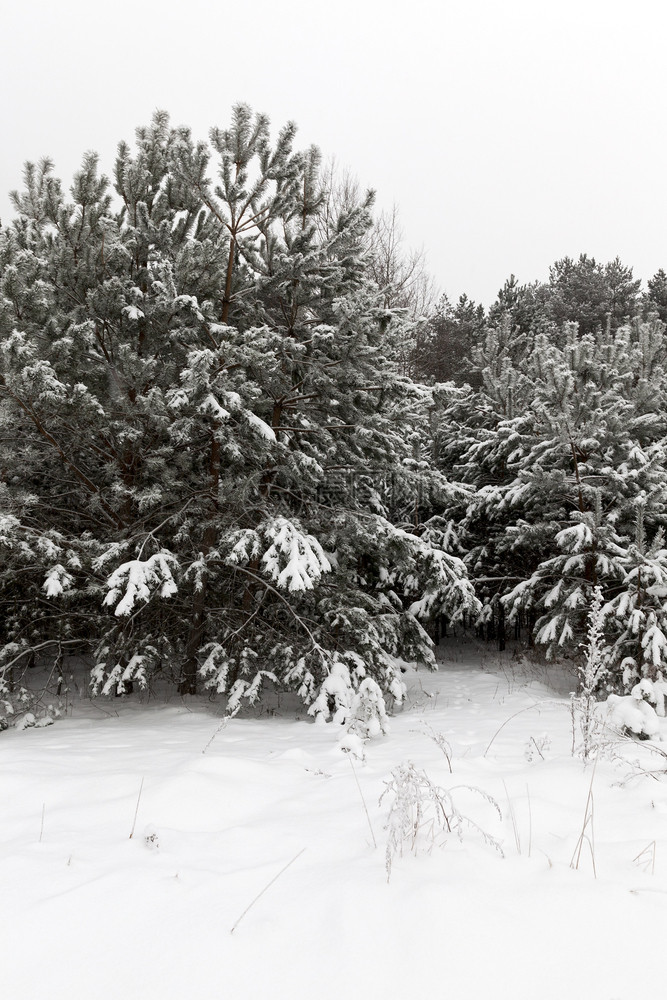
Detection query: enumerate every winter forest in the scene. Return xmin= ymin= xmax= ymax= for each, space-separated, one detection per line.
xmin=7 ymin=105 xmax=667 ymax=1000
xmin=2 ymin=105 xmax=667 ymax=730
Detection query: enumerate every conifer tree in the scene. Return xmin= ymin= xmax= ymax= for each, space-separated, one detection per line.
xmin=433 ymin=301 xmax=667 ymax=676
xmin=604 ymin=502 xmax=667 ymax=688
xmin=0 ymin=107 xmax=478 ymax=721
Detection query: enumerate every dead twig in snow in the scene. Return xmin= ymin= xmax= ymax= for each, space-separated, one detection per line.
xmin=632 ymin=840 xmax=656 ymax=875
xmin=503 ymin=781 xmax=521 ymax=855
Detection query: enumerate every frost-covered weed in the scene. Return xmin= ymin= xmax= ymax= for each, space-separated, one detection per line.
xmin=572 ymin=587 xmax=608 ymax=761
xmin=380 ymin=761 xmax=503 ymax=881
xmin=419 ymin=722 xmax=453 ymax=772
xmin=524 ymin=733 xmax=551 ymax=762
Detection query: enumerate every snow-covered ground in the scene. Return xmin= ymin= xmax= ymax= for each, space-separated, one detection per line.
xmin=2 ymin=641 xmax=666 ymax=1000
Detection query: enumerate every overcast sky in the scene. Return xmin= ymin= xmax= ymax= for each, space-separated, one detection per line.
xmin=2 ymin=0 xmax=666 ymax=306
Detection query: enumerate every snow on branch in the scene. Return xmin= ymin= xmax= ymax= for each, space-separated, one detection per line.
xmin=260 ymin=517 xmax=331 ymax=592
xmin=103 ymin=552 xmax=179 ymax=616
xmin=42 ymin=564 xmax=75 ymax=598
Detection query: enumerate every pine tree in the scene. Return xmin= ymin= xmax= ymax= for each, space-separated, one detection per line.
xmin=414 ymin=293 xmax=486 ymax=386
xmin=543 ymin=254 xmax=640 ymax=335
xmin=0 ymin=107 xmax=478 ymax=721
xmin=604 ymin=502 xmax=667 ymax=689
xmin=646 ymin=269 xmax=667 ymax=323
xmin=433 ymin=302 xmax=667 ymax=661
xmin=507 ymin=492 xmax=627 ymax=659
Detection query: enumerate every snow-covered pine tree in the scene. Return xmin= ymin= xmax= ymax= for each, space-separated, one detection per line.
xmin=431 ymin=316 xmax=544 ymax=632
xmin=432 ymin=303 xmax=667 ymax=662
xmin=0 ymin=117 xmax=209 ymax=703
xmin=507 ymin=491 xmax=627 ymax=658
xmin=0 ymin=107 xmax=478 ymax=722
xmin=604 ymin=500 xmax=667 ymax=693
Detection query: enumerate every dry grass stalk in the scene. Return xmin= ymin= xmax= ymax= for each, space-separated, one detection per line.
xmin=230 ymin=848 xmax=306 ymax=934
xmin=632 ymin=840 xmax=656 ymax=875
xmin=503 ymin=781 xmax=521 ymax=855
xmin=570 ymin=758 xmax=598 ymax=877
xmin=128 ymin=777 xmax=144 ymax=839
xmin=348 ymin=756 xmax=377 ymax=849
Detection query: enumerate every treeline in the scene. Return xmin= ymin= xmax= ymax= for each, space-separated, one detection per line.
xmin=1 ymin=105 xmax=666 ymax=728
xmin=415 ymin=254 xmax=666 ymax=384
xmin=417 ymin=256 xmax=667 ymax=692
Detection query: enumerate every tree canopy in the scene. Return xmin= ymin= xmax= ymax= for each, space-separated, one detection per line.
xmin=0 ymin=107 xmax=477 ymax=726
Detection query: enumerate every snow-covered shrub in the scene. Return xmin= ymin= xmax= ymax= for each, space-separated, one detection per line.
xmin=632 ymin=676 xmax=667 ymax=717
xmin=15 ymin=712 xmax=54 ymax=731
xmin=605 ymin=680 xmax=664 ymax=740
xmin=336 ymin=731 xmax=367 ymax=761
xmin=380 ymin=761 xmax=503 ymax=881
xmin=347 ymin=678 xmax=391 ymax=739
xmin=308 ymin=658 xmax=364 ymax=725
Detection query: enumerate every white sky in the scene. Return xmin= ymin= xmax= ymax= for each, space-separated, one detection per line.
xmin=2 ymin=0 xmax=666 ymax=306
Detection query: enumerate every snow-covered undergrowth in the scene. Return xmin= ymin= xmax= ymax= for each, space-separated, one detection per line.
xmin=2 ymin=641 xmax=667 ymax=1000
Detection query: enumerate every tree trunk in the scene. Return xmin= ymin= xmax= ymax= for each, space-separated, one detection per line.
xmin=497 ymin=601 xmax=506 ymax=652
xmin=179 ymin=585 xmax=206 ymax=695
xmin=179 ymin=434 xmax=220 ymax=695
